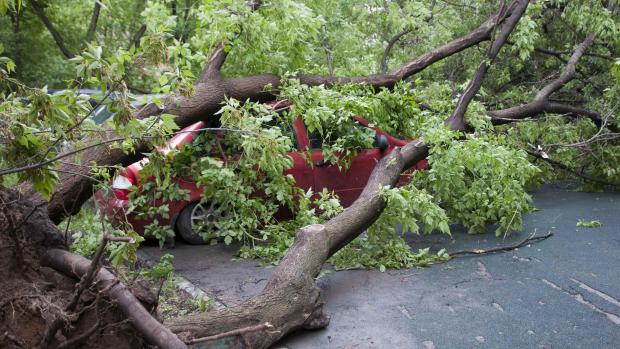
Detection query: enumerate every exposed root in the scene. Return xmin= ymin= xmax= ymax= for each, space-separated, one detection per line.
xmin=0 ymin=188 xmax=143 ymax=349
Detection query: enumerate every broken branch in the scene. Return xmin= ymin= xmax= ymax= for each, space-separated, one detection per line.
xmin=449 ymin=231 xmax=553 ymax=257
xmin=447 ymin=0 xmax=528 ymax=130
xmin=187 ymin=322 xmax=275 ymax=345
xmin=534 ymin=34 xmax=596 ymax=102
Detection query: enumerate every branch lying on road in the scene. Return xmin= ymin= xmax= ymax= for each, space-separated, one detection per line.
xmin=449 ymin=231 xmax=553 ymax=257
xmin=186 ymin=322 xmax=275 ymax=345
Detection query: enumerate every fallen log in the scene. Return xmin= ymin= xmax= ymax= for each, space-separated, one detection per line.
xmin=165 ymin=2 xmax=530 ymax=347
xmin=165 ymin=141 xmax=430 ymax=348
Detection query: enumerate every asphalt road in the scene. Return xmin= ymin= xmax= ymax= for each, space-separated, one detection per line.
xmin=140 ymin=183 xmax=620 ymax=348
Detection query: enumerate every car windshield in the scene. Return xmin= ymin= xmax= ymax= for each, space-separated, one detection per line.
xmin=187 ymin=116 xmax=298 ymax=158
xmin=308 ymin=121 xmax=374 ymax=149
xmin=264 ymin=115 xmax=298 ymax=150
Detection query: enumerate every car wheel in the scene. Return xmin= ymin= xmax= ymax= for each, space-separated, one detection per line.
xmin=176 ymin=201 xmax=225 ymax=245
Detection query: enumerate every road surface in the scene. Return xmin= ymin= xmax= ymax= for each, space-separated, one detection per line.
xmin=140 ymin=183 xmax=620 ymax=348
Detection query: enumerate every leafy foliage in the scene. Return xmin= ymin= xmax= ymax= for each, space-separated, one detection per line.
xmin=576 ymin=219 xmax=602 ymax=228
xmin=60 ymin=206 xmax=144 ymax=267
xmin=1 ymin=0 xmax=619 ymax=271
xmin=419 ymin=135 xmax=541 ymax=235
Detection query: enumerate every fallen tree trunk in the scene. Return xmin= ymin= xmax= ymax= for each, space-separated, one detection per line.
xmin=166 ymin=141 xmax=429 ymax=348
xmin=43 ymin=248 xmax=188 ymax=349
xmin=165 ymin=2 xmax=530 ymax=347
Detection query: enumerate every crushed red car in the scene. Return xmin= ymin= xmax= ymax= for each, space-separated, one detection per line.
xmin=95 ymin=111 xmax=427 ymax=244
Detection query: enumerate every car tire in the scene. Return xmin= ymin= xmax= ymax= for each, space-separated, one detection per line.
xmin=176 ymin=201 xmax=224 ymax=245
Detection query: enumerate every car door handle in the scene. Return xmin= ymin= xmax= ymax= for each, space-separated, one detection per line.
xmin=315 ymin=159 xmax=331 ymax=167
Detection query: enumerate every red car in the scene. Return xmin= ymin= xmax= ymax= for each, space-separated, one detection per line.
xmin=95 ymin=113 xmax=427 ymax=244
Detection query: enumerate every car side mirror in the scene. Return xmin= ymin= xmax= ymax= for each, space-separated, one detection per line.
xmin=374 ymin=134 xmax=389 ymax=150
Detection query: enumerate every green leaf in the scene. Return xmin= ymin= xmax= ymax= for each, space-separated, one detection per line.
xmin=576 ymin=219 xmax=602 ymax=228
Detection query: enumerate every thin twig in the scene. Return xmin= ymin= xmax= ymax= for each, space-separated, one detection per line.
xmin=214 ymin=137 xmax=228 ymax=165
xmin=187 ymin=322 xmax=275 ymax=345
xmin=544 ymin=104 xmax=619 ymax=149
xmin=449 ymin=231 xmax=553 ymax=257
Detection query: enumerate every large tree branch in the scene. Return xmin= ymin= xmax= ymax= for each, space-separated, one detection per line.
xmin=290 ymin=6 xmax=505 ymax=89
xmin=534 ymin=34 xmax=595 ymax=102
xmin=388 ymin=11 xmax=501 ymax=82
xmin=447 ymin=0 xmax=528 ymax=130
xmin=379 ymin=28 xmax=412 ymax=74
xmin=489 ymin=101 xmax=619 ymax=132
xmin=487 ymin=34 xmax=617 ymax=132
xmin=28 ymin=0 xmax=75 ymax=59
xmin=166 ymin=141 xmax=430 ymax=348
xmin=196 ymin=43 xmax=228 ymax=82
